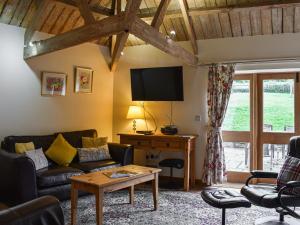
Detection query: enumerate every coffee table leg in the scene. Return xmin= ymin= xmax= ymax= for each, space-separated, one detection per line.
xmin=152 ymin=173 xmax=159 ymax=210
xmin=129 ymin=185 xmax=134 ymax=205
xmin=71 ymin=183 xmax=78 ymax=225
xmin=96 ymin=189 xmax=104 ymax=225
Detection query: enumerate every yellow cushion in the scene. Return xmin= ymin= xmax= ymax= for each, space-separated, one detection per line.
xmin=82 ymin=137 xmax=108 ymax=148
xmin=45 ymin=134 xmax=77 ymax=166
xmin=15 ymin=142 xmax=35 ymax=154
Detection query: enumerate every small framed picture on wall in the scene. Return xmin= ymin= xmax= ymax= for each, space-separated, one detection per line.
xmin=41 ymin=72 xmax=67 ymax=96
xmin=74 ymin=67 xmax=93 ymax=93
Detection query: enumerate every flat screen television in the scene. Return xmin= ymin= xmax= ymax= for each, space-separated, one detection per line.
xmin=130 ymin=66 xmax=184 ymax=101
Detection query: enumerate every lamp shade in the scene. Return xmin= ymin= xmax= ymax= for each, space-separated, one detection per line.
xmin=126 ymin=106 xmax=144 ymax=119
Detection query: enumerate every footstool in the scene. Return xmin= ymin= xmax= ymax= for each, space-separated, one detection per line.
xmin=201 ymin=188 xmax=251 ymax=225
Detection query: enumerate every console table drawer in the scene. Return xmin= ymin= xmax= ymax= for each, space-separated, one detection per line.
xmin=123 ymin=138 xmax=151 ymax=148
xmin=152 ymin=140 xmax=183 ymax=149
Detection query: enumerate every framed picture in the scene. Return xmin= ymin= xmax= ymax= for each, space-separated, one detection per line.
xmin=74 ymin=67 xmax=93 ymax=93
xmin=41 ymin=72 xmax=67 ymax=96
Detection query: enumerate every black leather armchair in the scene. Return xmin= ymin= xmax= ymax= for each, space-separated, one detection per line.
xmin=241 ymin=136 xmax=300 ymax=225
xmin=0 ymin=196 xmax=64 ymax=225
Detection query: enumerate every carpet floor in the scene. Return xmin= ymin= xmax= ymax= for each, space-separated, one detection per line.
xmin=61 ymin=189 xmax=278 ymax=225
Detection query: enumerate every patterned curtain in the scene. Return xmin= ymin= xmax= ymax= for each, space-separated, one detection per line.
xmin=202 ymin=64 xmax=235 ymax=185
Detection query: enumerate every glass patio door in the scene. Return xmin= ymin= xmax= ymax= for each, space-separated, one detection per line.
xmin=257 ymin=73 xmax=300 ymax=172
xmin=222 ymin=75 xmax=253 ymax=182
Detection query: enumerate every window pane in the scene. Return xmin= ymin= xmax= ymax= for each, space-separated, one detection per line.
xmin=263 ymin=79 xmax=294 ymax=132
xmin=263 ymin=144 xmax=288 ymax=172
xmin=223 ymin=80 xmax=250 ymax=131
xmin=224 ymin=142 xmax=250 ymax=172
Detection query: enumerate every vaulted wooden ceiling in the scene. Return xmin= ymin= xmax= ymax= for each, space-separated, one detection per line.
xmin=1 ymin=0 xmax=300 ymax=47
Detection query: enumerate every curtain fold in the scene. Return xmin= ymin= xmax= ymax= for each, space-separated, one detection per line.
xmin=202 ymin=64 xmax=235 ymax=185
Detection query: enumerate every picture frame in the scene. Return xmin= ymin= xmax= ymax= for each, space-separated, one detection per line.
xmin=74 ymin=67 xmax=93 ymax=93
xmin=41 ymin=72 xmax=67 ymax=96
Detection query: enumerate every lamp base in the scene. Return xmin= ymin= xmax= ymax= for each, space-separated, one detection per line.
xmin=136 ymin=130 xmax=153 ymax=135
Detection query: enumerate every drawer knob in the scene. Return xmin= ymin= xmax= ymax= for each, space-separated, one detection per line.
xmin=166 ymin=143 xmax=170 ymax=147
xmin=137 ymin=141 xmax=141 ymax=145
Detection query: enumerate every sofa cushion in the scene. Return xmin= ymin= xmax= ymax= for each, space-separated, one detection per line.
xmin=15 ymin=142 xmax=35 ymax=154
xmin=82 ymin=136 xmax=108 ymax=148
xmin=70 ymin=160 xmax=121 ymax=173
xmin=55 ymin=129 xmax=97 ymax=148
xmin=2 ymin=135 xmax=56 ymax=153
xmin=45 ymin=134 xmax=77 ymax=166
xmin=25 ymin=148 xmax=48 ymax=170
xmin=36 ymin=166 xmax=83 ymax=188
xmin=77 ymin=145 xmax=111 ymax=163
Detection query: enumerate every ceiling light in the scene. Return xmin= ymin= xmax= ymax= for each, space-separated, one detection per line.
xmin=121 ymin=51 xmax=124 ymax=56
xmin=170 ymin=30 xmax=176 ymax=37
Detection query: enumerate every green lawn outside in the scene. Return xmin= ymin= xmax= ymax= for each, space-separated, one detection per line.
xmin=223 ymin=92 xmax=294 ymax=132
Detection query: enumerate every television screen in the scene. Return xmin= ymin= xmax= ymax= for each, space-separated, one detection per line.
xmin=130 ymin=66 xmax=184 ymax=101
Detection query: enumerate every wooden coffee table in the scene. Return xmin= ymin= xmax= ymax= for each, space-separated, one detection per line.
xmin=70 ymin=165 xmax=161 ymax=225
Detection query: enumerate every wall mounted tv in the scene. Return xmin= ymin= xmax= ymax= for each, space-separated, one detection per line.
xmin=130 ymin=66 xmax=184 ymax=101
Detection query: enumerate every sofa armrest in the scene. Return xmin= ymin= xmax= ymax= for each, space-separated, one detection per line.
xmin=0 ymin=150 xmax=38 ymax=205
xmin=245 ymin=170 xmax=278 ymax=186
xmin=107 ymin=143 xmax=134 ymax=166
xmin=0 ymin=196 xmax=64 ymax=225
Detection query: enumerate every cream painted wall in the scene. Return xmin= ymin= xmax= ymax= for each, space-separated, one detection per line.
xmin=113 ymin=33 xmax=300 ymax=179
xmin=0 ymin=23 xmax=114 ymax=141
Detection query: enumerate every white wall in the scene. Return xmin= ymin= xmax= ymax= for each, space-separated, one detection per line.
xmin=0 ymin=23 xmax=114 ymax=141
xmin=113 ymin=33 xmax=300 ymax=179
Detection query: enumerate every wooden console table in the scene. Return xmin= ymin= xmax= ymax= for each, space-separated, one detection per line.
xmin=119 ymin=133 xmax=197 ymax=191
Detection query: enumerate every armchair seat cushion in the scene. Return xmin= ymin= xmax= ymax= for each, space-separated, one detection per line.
xmin=241 ymin=184 xmax=300 ymax=208
xmin=70 ymin=160 xmax=121 ymax=173
xmin=36 ymin=166 xmax=83 ymax=188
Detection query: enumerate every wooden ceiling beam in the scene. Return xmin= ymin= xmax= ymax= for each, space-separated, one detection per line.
xmin=24 ymin=14 xmax=126 ymax=59
xmin=139 ymin=1 xmax=300 ymax=20
xmin=76 ymin=0 xmax=95 ymax=24
xmin=24 ymin=0 xmax=50 ymax=45
xmin=53 ymin=0 xmax=112 ymax=16
xmin=178 ymin=0 xmax=198 ymax=54
xmin=151 ymin=0 xmax=171 ymax=29
xmin=130 ymin=17 xmax=198 ymax=66
xmin=110 ymin=0 xmax=142 ymax=72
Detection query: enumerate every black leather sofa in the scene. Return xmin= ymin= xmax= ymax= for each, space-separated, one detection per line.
xmin=0 ymin=196 xmax=64 ymax=225
xmin=0 ymin=129 xmax=133 ymax=206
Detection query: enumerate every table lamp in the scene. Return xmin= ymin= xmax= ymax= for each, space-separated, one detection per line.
xmin=127 ymin=106 xmax=144 ymax=133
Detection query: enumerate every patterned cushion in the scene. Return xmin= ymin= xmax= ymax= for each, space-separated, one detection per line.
xmin=25 ymin=148 xmax=48 ymax=170
xmin=77 ymin=145 xmax=111 ymax=163
xmin=277 ymin=156 xmax=300 ymax=195
xmin=82 ymin=137 xmax=108 ymax=148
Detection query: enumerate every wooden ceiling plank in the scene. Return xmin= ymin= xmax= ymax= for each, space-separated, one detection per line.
xmin=10 ymin=0 xmax=32 ymax=26
xmin=21 ymin=0 xmax=35 ymax=27
xmin=24 ymin=14 xmax=127 ymax=59
xmin=191 ymin=16 xmax=205 ymax=39
xmin=76 ymin=0 xmax=95 ymax=24
xmin=219 ymin=12 xmax=233 ymax=37
xmin=139 ymin=1 xmax=300 ymax=20
xmin=24 ymin=0 xmax=50 ymax=45
xmin=250 ymin=8 xmax=261 ymax=36
xmin=41 ymin=4 xmax=63 ymax=33
xmin=0 ymin=1 xmax=8 ymax=17
xmin=178 ymin=0 xmax=197 ymax=53
xmin=261 ymin=8 xmax=272 ymax=35
xmin=229 ymin=10 xmax=242 ymax=36
xmin=51 ymin=6 xmax=73 ymax=34
xmin=215 ymin=0 xmax=226 ymax=7
xmin=294 ymin=7 xmax=300 ymax=33
xmin=130 ymin=17 xmax=198 ymax=65
xmin=53 ymin=0 xmax=112 ymax=16
xmin=209 ymin=13 xmax=222 ymax=38
xmin=283 ymin=6 xmax=294 ymax=33
xmin=240 ymin=9 xmax=251 ymax=36
xmin=151 ymin=0 xmax=171 ymax=29
xmin=0 ymin=0 xmax=19 ymax=24
xmin=199 ymin=14 xmax=214 ymax=39
xmin=110 ymin=0 xmax=142 ymax=72
xmin=60 ymin=9 xmax=80 ymax=32
xmin=272 ymin=7 xmax=282 ymax=34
